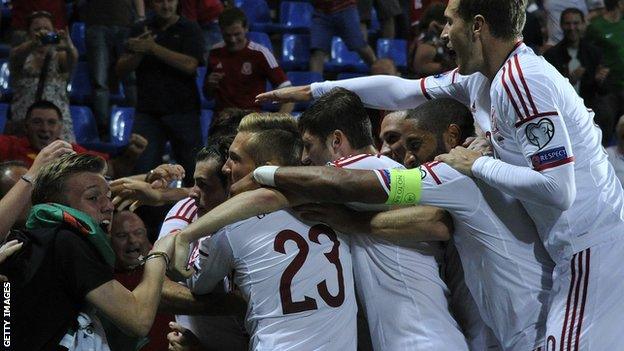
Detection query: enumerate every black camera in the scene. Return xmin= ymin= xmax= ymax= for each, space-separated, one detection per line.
xmin=40 ymin=32 xmax=60 ymax=45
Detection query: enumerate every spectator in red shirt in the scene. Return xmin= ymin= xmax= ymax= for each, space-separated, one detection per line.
xmin=0 ymin=100 xmax=146 ymax=178
xmin=204 ymin=8 xmax=294 ymax=113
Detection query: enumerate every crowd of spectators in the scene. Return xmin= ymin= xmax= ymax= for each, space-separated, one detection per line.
xmin=0 ymin=0 xmax=623 ymax=350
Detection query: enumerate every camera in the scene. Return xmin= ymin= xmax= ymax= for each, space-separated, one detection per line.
xmin=40 ymin=32 xmax=60 ymax=45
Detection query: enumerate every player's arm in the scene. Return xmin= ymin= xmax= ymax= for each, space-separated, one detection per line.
xmin=160 ymin=278 xmax=246 ymax=316
xmin=296 ymin=203 xmax=452 ymax=245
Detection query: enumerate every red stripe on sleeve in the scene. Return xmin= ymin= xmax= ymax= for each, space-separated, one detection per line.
xmin=514 ymin=111 xmax=558 ymax=128
xmin=534 ymin=156 xmax=575 ymax=172
xmin=507 ymin=60 xmax=531 ymax=117
xmin=423 ymin=162 xmax=442 ymax=185
xmin=501 ymin=67 xmax=523 ymax=119
xmin=420 ymin=77 xmax=432 ymax=100
xmin=514 ymin=55 xmax=539 ymax=115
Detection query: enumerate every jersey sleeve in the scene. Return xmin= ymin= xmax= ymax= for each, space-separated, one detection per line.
xmin=497 ymin=56 xmax=574 ymax=171
xmin=417 ymin=162 xmax=481 ymax=216
xmin=255 ymin=44 xmax=291 ymax=89
xmin=310 ymin=70 xmax=470 ymax=110
xmin=158 ymin=198 xmax=197 ymax=239
xmin=187 ymin=228 xmax=234 ymax=295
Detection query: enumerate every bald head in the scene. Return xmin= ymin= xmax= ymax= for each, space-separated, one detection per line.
xmin=110 ymin=211 xmax=151 ymax=270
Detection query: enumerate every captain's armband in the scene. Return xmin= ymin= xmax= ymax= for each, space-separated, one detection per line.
xmin=385 ymin=169 xmax=422 ymax=205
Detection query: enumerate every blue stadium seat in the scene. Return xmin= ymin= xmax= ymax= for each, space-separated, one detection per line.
xmin=0 ymin=103 xmax=8 ymax=133
xmin=281 ymin=34 xmax=310 ymax=71
xmin=369 ymin=7 xmax=380 ymax=37
xmin=70 ymin=22 xmax=87 ymax=58
xmin=239 ymin=0 xmax=277 ymax=33
xmin=286 ymin=71 xmax=323 ymax=111
xmin=279 ymin=1 xmax=313 ymax=34
xmin=109 ymin=107 xmax=135 ymax=145
xmin=0 ymin=59 xmax=12 ymax=101
xmin=68 ymin=61 xmax=92 ymax=104
xmin=70 ymin=105 xmax=99 ymax=144
xmin=376 ymin=38 xmax=408 ymax=71
xmin=196 ymin=66 xmax=215 ymax=109
xmin=337 ymin=72 xmax=366 ymax=80
xmin=0 ymin=44 xmax=9 ymax=59
xmin=200 ymin=109 xmax=214 ymax=146
xmin=248 ymin=31 xmax=273 ymax=51
xmin=325 ymin=37 xmax=369 ymax=73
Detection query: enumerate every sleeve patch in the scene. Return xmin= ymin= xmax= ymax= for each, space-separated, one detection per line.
xmin=531 ymin=146 xmax=573 ymax=170
xmin=525 ymin=118 xmax=555 ymax=150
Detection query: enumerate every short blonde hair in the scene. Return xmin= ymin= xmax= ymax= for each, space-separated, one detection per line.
xmin=237 ymin=113 xmax=302 ymax=167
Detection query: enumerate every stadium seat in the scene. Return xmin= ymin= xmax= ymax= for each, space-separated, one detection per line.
xmin=0 ymin=102 xmax=8 ymax=133
xmin=109 ymin=107 xmax=135 ymax=145
xmin=196 ymin=66 xmax=215 ymax=109
xmin=337 ymin=72 xmax=366 ymax=80
xmin=279 ymin=1 xmax=313 ymax=34
xmin=70 ymin=105 xmax=99 ymax=144
xmin=68 ymin=61 xmax=92 ymax=104
xmin=325 ymin=37 xmax=369 ymax=73
xmin=281 ymin=34 xmax=310 ymax=71
xmin=368 ymin=7 xmax=380 ymax=37
xmin=239 ymin=0 xmax=277 ymax=33
xmin=70 ymin=22 xmax=87 ymax=58
xmin=200 ymin=109 xmax=214 ymax=146
xmin=0 ymin=44 xmax=9 ymax=59
xmin=376 ymin=38 xmax=408 ymax=71
xmin=0 ymin=59 xmax=12 ymax=101
xmin=286 ymin=71 xmax=323 ymax=111
xmin=248 ymin=31 xmax=273 ymax=51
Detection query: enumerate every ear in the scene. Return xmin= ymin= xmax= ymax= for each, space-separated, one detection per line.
xmin=473 ymin=14 xmax=485 ymax=40
xmin=330 ymin=130 xmax=343 ymax=151
xmin=445 ymin=124 xmax=462 ymax=149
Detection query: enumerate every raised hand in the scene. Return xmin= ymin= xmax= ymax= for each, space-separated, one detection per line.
xmin=255 ymin=85 xmax=313 ymax=104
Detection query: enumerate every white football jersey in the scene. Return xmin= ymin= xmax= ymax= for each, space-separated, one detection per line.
xmin=606 ymin=146 xmax=624 ymax=188
xmin=189 ymin=210 xmax=357 ymax=351
xmin=159 ymin=198 xmax=248 ymax=351
xmin=487 ymin=43 xmax=624 ymax=263
xmin=333 ymin=154 xmax=469 ymax=351
xmin=376 ymin=162 xmax=554 ymax=350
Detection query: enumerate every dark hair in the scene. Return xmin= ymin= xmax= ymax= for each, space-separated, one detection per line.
xmin=405 ymin=98 xmax=475 ymax=144
xmin=298 ymin=88 xmax=374 ymax=150
xmin=25 ymin=100 xmax=62 ymax=121
xmin=456 ymin=0 xmax=527 ymax=40
xmin=219 ymin=7 xmax=248 ymax=28
xmin=560 ymin=7 xmax=585 ymax=24
xmin=32 ymin=153 xmax=107 ymax=205
xmin=195 ymin=138 xmax=229 ymax=189
xmin=210 ymin=108 xmax=254 ymax=139
xmin=238 ymin=113 xmax=302 ymax=167
xmin=605 ymin=0 xmax=621 ymax=11
xmin=26 ymin=10 xmax=54 ymax=29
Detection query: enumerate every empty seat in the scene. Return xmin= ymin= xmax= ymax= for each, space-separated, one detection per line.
xmin=281 ymin=34 xmax=310 ymax=71
xmin=286 ymin=71 xmax=322 ymax=110
xmin=0 ymin=59 xmax=12 ymax=101
xmin=200 ymin=109 xmax=214 ymax=146
xmin=109 ymin=107 xmax=135 ymax=145
xmin=325 ymin=37 xmax=369 ymax=73
xmin=376 ymin=38 xmax=408 ymax=71
xmin=238 ymin=0 xmax=276 ymax=33
xmin=68 ymin=61 xmax=92 ymax=104
xmin=70 ymin=22 xmax=87 ymax=58
xmin=279 ymin=1 xmax=313 ymax=34
xmin=70 ymin=105 xmax=99 ymax=143
xmin=248 ymin=31 xmax=273 ymax=51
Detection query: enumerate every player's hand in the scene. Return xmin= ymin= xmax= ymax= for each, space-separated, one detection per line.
xmin=167 ymin=232 xmax=194 ymax=282
xmin=229 ymin=173 xmax=260 ymax=196
xmin=146 ymin=164 xmax=186 ymax=189
xmin=255 ymin=85 xmax=312 ymax=104
xmin=463 ymin=136 xmax=492 ymax=156
xmin=0 ymin=240 xmax=23 ymax=281
xmin=293 ymin=203 xmax=364 ymax=234
xmin=167 ymin=322 xmax=205 ymax=351
xmin=595 ymin=66 xmax=610 ymax=84
xmin=152 ymin=230 xmax=177 ymax=262
xmin=435 ymin=146 xmax=483 ymax=177
xmin=28 ymin=140 xmax=75 ymax=177
xmin=111 ymin=177 xmax=165 ymax=211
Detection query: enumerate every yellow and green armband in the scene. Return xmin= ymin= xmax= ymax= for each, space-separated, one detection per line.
xmin=385 ymin=169 xmax=422 ymax=205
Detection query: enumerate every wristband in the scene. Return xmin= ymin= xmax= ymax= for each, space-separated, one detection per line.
xmin=253 ymin=166 xmax=279 ymax=187
xmin=143 ymin=251 xmax=170 ymax=267
xmin=385 ymin=169 xmax=422 ymax=205
xmin=20 ymin=174 xmax=34 ymax=185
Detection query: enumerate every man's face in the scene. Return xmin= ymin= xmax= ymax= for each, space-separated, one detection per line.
xmin=442 ymin=0 xmax=484 ymax=75
xmin=222 ymin=22 xmax=248 ymax=52
xmin=301 ymin=131 xmax=334 ymax=166
xmin=152 ymin=0 xmax=178 ymax=21
xmin=25 ymin=108 xmax=62 ymax=151
xmin=379 ymin=113 xmax=406 ymax=163
xmin=222 ymin=132 xmax=257 ymax=185
xmin=190 ymin=159 xmax=228 ymax=216
xmin=64 ymin=172 xmax=114 ymax=230
xmin=401 ymin=119 xmax=449 ymax=168
xmin=110 ymin=211 xmax=150 ymax=270
xmin=561 ymin=12 xmax=585 ymax=43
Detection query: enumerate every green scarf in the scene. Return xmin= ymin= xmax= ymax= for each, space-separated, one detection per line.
xmin=26 ymin=203 xmax=115 ymax=268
